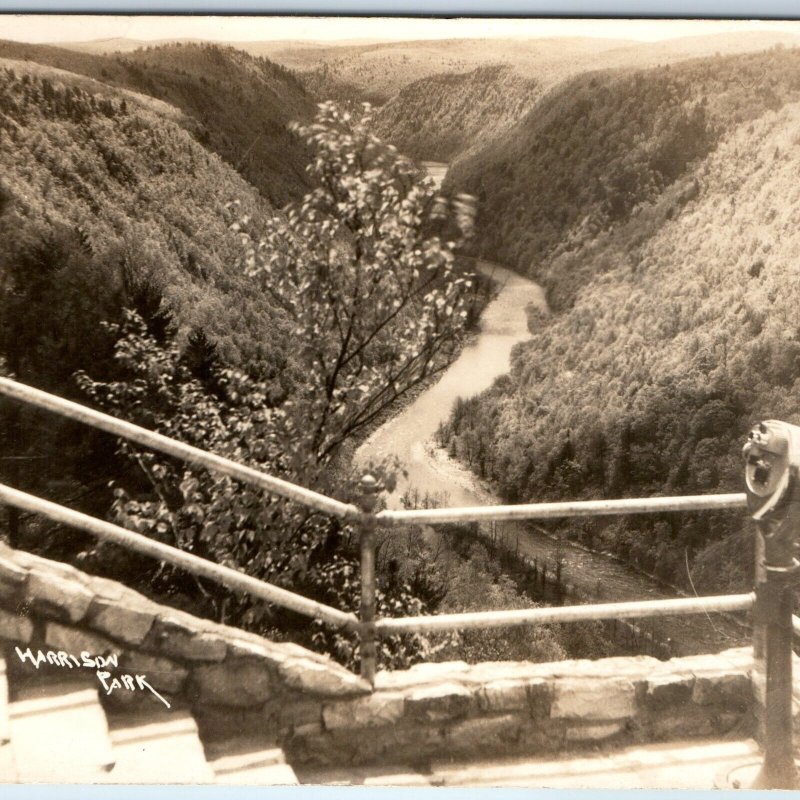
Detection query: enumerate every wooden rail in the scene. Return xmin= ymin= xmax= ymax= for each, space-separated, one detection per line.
xmin=0 ymin=377 xmax=757 ymax=688
xmin=0 ymin=377 xmax=360 ymax=522
xmin=0 ymin=482 xmax=357 ymax=629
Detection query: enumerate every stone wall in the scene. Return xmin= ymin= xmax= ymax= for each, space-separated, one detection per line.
xmin=287 ymin=647 xmax=756 ymax=767
xmin=0 ymin=541 xmax=761 ymax=767
xmin=0 ymin=541 xmax=370 ymax=742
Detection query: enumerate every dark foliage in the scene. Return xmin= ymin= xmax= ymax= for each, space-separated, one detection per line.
xmin=0 ymin=62 xmax=294 ymax=558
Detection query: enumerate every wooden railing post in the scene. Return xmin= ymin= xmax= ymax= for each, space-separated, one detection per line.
xmin=357 ymin=473 xmax=380 ymax=687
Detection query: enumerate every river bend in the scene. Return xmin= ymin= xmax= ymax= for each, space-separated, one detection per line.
xmin=356 ymin=162 xmax=747 ymax=656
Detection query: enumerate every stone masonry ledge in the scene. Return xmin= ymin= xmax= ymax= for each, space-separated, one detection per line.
xmin=0 ymin=542 xmax=776 ymax=768
xmin=286 ymin=646 xmax=760 ymax=767
xmin=0 ymin=541 xmax=370 ymax=739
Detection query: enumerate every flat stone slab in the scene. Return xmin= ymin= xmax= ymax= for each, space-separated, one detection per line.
xmin=551 ymin=677 xmax=637 ymax=720
xmin=90 ymin=598 xmax=156 ymax=646
xmin=0 ymin=609 xmax=33 ymax=644
xmin=323 ymin=692 xmax=405 ymax=730
xmin=278 ymin=658 xmax=371 ymax=698
xmin=26 ymin=570 xmax=94 ymax=623
xmin=405 ymin=681 xmax=473 ymax=722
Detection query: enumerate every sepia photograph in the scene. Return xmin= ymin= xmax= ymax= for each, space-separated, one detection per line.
xmin=0 ymin=11 xmax=800 ymax=789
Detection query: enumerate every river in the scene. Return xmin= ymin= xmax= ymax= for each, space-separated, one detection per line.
xmin=357 ymin=260 xmax=543 ymax=510
xmin=357 ymin=162 xmax=748 ymax=657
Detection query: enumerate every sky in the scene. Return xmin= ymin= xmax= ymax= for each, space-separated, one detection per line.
xmin=2 ymin=15 xmax=800 ymax=45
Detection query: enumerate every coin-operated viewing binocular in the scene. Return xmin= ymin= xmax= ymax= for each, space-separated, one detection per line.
xmin=743 ymin=420 xmax=800 ymax=570
xmin=736 ymin=421 xmax=800 ymax=790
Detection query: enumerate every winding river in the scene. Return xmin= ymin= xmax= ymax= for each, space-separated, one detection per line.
xmin=357 ymin=260 xmax=542 ymax=510
xmin=357 ymin=162 xmax=748 ymax=657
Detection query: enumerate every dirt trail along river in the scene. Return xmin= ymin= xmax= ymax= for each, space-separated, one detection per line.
xmin=356 ymin=162 xmax=747 ymax=656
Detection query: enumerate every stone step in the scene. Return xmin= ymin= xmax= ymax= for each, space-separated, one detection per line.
xmin=105 ymin=709 xmax=215 ymax=784
xmin=426 ymin=738 xmax=762 ymax=789
xmin=7 ymin=679 xmax=115 ymax=782
xmin=205 ymin=735 xmax=299 ymax=785
xmin=298 ymin=739 xmax=762 ymax=788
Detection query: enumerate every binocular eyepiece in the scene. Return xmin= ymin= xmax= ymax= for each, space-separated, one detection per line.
xmin=743 ymin=420 xmax=800 ymax=519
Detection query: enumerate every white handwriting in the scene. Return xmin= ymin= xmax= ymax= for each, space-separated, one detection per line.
xmin=14 ymin=646 xmax=169 ymax=708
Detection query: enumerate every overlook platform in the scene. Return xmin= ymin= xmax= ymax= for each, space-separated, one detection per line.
xmin=0 ymin=539 xmax=780 ymax=788
xmin=0 ymin=377 xmax=794 ymax=788
xmin=0 ymin=539 xmax=774 ymax=787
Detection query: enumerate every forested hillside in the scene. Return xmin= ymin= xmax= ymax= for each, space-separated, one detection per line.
xmin=0 ymin=67 xmax=517 ymax=667
xmin=0 ymin=40 xmax=315 ymax=205
xmin=440 ymin=92 xmax=800 ymax=594
xmin=447 ymin=46 xmax=800 ymax=311
xmin=0 ymin=58 xmax=291 ymax=367
xmin=374 ymin=65 xmax=542 ymax=162
xmin=50 ymin=33 xmax=800 ymax=169
xmin=0 ymin=58 xmax=296 ymax=539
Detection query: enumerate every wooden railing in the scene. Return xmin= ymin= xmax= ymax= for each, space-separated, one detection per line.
xmin=0 ymin=380 xmax=755 ymax=647
xmin=0 ymin=376 xmax=755 ymax=672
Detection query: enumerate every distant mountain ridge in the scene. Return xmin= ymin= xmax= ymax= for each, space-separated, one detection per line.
xmin=0 ymin=39 xmax=315 ymax=205
xmin=49 ymin=31 xmax=800 ymax=165
xmin=374 ymin=65 xmax=543 ymax=163
xmin=246 ymin=36 xmax=636 ymax=103
xmin=58 ymin=37 xmax=204 ymax=53
xmin=219 ymin=30 xmax=800 ymax=162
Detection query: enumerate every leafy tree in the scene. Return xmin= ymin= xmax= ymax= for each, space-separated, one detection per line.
xmin=233 ymin=101 xmax=477 ymax=470
xmin=75 ymin=309 xmax=438 ymax=668
xmin=76 ymin=103 xmax=479 ymax=668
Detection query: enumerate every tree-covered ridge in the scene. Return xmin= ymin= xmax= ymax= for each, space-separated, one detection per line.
xmin=247 ymin=38 xmax=525 ymax=103
xmin=0 ymin=40 xmax=315 ymax=206
xmin=441 ymin=100 xmax=800 ymax=593
xmin=255 ymin=32 xmax=800 ymax=105
xmin=374 ymin=65 xmax=542 ymax=163
xmin=0 ymin=58 xmax=301 ymax=583
xmin=282 ymin=33 xmax=800 ymax=165
xmin=0 ymin=60 xmax=292 ymax=374
xmin=447 ymin=47 xmax=800 ymax=311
